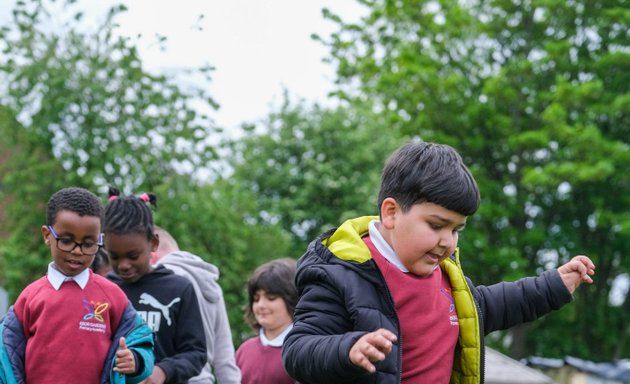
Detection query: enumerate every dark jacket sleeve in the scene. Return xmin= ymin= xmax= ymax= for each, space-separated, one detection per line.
xmin=472 ymin=269 xmax=573 ymax=335
xmin=157 ymin=285 xmax=207 ymax=383
xmin=0 ymin=308 xmax=26 ymax=384
xmin=282 ymin=264 xmax=375 ymax=384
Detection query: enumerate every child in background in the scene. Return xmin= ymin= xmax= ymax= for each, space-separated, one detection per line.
xmin=153 ymin=225 xmax=241 ymax=384
xmin=104 ymin=188 xmax=207 ymax=384
xmin=236 ymin=258 xmax=298 ymax=384
xmin=0 ymin=187 xmax=154 ymax=384
xmin=92 ymin=247 xmax=113 ymax=277
xmin=282 ymin=141 xmax=596 ymax=384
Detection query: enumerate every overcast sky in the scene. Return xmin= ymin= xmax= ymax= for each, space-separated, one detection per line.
xmin=102 ymin=1 xmax=364 ymax=134
xmin=1 ymin=1 xmax=365 ymax=134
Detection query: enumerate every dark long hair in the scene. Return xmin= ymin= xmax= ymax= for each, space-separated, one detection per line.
xmin=244 ymin=258 xmax=298 ymax=332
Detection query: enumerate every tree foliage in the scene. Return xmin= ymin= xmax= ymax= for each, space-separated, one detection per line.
xmin=0 ymin=0 xmax=217 ymax=298
xmin=0 ymin=0 xmax=290 ymax=343
xmin=318 ymin=0 xmax=630 ymax=359
xmin=224 ymin=97 xmax=403 ymax=256
xmin=0 ymin=106 xmax=67 ymax=297
xmin=0 ymin=0 xmax=220 ymax=192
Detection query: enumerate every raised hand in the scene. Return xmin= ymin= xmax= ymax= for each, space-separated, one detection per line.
xmin=113 ymin=337 xmax=136 ymax=374
xmin=558 ymin=255 xmax=596 ymax=293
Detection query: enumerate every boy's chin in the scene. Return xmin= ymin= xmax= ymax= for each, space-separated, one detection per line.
xmin=57 ymin=261 xmax=87 ymax=276
xmin=116 ymin=271 xmax=140 ymax=283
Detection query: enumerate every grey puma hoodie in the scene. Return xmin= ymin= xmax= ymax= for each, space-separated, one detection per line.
xmin=157 ymin=251 xmax=241 ymax=384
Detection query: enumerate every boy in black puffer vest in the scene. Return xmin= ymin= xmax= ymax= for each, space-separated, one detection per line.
xmin=282 ymin=141 xmax=595 ymax=384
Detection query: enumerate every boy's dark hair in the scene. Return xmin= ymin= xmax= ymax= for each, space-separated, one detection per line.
xmin=46 ymin=187 xmax=104 ymax=226
xmin=245 ymin=258 xmax=298 ymax=332
xmin=377 ymin=141 xmax=480 ymax=216
xmin=103 ymin=187 xmax=157 ymax=240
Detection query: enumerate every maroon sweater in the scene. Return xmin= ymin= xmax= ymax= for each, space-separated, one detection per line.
xmin=13 ymin=272 xmax=129 ymax=383
xmin=236 ymin=336 xmax=294 ymax=384
xmin=365 ymin=235 xmax=459 ymax=383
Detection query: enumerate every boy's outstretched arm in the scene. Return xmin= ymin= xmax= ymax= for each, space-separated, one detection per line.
xmin=557 ymin=255 xmax=596 ymax=294
xmin=348 ymin=329 xmax=397 ymax=373
xmin=113 ymin=337 xmax=136 ymax=374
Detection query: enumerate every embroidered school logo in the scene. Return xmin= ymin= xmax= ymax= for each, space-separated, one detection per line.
xmin=79 ymin=299 xmax=109 ymax=334
xmin=439 ymin=288 xmax=455 ymax=313
xmin=440 ymin=288 xmax=459 ymax=326
xmin=82 ymin=299 xmax=109 ymax=322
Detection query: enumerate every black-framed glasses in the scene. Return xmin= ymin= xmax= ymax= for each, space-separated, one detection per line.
xmin=48 ymin=226 xmax=103 ymax=256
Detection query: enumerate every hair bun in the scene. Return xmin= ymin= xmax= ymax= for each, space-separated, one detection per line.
xmin=139 ymin=192 xmax=158 ymax=207
xmin=107 ymin=186 xmax=121 ymax=202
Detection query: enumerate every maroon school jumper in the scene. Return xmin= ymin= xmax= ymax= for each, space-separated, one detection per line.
xmin=364 ymin=235 xmax=459 ymax=383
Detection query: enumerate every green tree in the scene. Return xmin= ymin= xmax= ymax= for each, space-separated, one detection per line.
xmin=0 ymin=0 xmax=220 ymax=193
xmin=0 ymin=0 xmax=294 ymax=345
xmin=0 ymin=0 xmax=223 ymax=303
xmin=225 ymin=96 xmax=403 ymax=257
xmin=0 ymin=106 xmax=67 ymax=298
xmin=319 ymin=0 xmax=630 ymax=359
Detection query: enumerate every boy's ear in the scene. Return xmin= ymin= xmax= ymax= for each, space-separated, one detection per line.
xmin=150 ymin=233 xmax=159 ymax=252
xmin=41 ymin=225 xmax=51 ymax=246
xmin=380 ymin=197 xmax=399 ymax=230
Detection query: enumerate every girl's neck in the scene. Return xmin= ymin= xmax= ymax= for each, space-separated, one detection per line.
xmin=263 ymin=322 xmax=291 ymax=341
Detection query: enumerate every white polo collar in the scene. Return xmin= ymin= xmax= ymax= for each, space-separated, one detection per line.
xmin=47 ymin=262 xmax=90 ymax=290
xmin=368 ymin=219 xmax=409 ymax=272
xmin=260 ymin=323 xmax=293 ymax=347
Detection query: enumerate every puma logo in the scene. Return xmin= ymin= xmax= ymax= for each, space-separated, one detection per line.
xmin=139 ymin=293 xmax=181 ymax=326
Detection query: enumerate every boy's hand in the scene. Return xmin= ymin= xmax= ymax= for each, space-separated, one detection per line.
xmin=558 ymin=255 xmax=595 ymax=294
xmin=113 ymin=337 xmax=136 ymax=375
xmin=349 ymin=328 xmax=397 ymax=373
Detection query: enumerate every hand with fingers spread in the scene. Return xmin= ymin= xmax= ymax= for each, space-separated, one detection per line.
xmin=113 ymin=337 xmax=136 ymax=375
xmin=349 ymin=328 xmax=397 ymax=373
xmin=558 ymin=255 xmax=596 ymax=294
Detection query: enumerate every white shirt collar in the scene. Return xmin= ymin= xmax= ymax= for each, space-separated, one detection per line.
xmin=260 ymin=323 xmax=293 ymax=347
xmin=368 ymin=219 xmax=409 ymax=272
xmin=47 ymin=262 xmax=90 ymax=290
